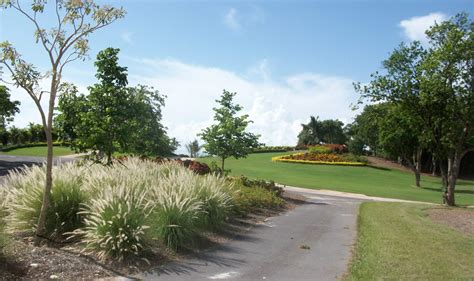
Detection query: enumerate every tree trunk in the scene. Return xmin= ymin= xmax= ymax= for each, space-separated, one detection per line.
xmin=414 ymin=148 xmax=422 ymax=187
xmin=445 ymin=151 xmax=463 ymax=206
xmin=221 ymin=157 xmax=225 ymax=172
xmin=439 ymin=159 xmax=448 ymax=189
xmin=431 ymin=155 xmax=437 ymax=176
xmin=35 ymin=74 xmax=58 ymax=245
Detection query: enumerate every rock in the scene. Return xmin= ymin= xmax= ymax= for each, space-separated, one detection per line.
xmin=30 ymin=263 xmax=39 ymax=268
xmin=50 ymin=274 xmax=59 ymax=279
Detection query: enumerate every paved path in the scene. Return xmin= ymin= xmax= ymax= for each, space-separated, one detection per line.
xmin=138 ymin=189 xmax=363 ymax=281
xmin=0 ymin=155 xmax=76 ymax=179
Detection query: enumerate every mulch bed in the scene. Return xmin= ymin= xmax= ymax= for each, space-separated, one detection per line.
xmin=427 ymin=207 xmax=474 ymax=236
xmin=0 ymin=194 xmax=307 ymax=280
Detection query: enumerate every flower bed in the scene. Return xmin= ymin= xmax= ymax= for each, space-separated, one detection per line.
xmin=272 ymin=152 xmax=367 ymax=166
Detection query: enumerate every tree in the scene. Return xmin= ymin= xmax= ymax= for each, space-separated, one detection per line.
xmin=0 ymin=0 xmax=124 ymax=243
xmin=420 ymin=13 xmax=474 ymax=205
xmin=185 ymin=139 xmax=202 ymax=158
xmin=355 ymin=13 xmax=473 ymax=205
xmin=200 ymin=90 xmax=261 ymax=171
xmin=378 ymin=104 xmax=423 ymax=187
xmin=0 ymin=85 xmax=20 ymax=145
xmin=56 ymin=50 xmax=176 ymax=159
xmin=125 ymin=85 xmax=177 ymax=157
xmin=347 ymin=104 xmax=391 ymax=156
xmin=297 ymin=116 xmax=346 ymax=145
xmin=78 ymin=47 xmax=130 ymax=163
xmin=0 ymin=85 xmax=20 ymax=129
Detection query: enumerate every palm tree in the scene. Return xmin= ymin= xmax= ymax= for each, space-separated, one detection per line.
xmin=185 ymin=139 xmax=202 ymax=158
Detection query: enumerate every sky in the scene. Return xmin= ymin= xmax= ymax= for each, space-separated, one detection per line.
xmin=0 ymin=0 xmax=472 ymax=153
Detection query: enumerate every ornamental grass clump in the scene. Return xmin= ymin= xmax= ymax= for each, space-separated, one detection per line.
xmin=77 ymin=185 xmax=153 ymax=262
xmin=5 ymin=163 xmax=87 ymax=240
xmin=195 ymin=175 xmax=234 ymax=230
xmin=149 ymin=168 xmax=203 ymax=250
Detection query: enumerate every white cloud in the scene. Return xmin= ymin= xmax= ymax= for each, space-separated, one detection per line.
xmin=224 ymin=8 xmax=240 ymax=31
xmin=399 ymin=12 xmax=447 ymax=44
xmin=223 ymin=6 xmax=265 ymax=32
xmin=120 ymin=31 xmax=134 ymax=44
xmin=127 ymin=58 xmax=359 ymax=152
xmin=10 ymin=58 xmax=359 ymax=154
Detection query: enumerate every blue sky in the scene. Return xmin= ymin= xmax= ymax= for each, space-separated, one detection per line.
xmin=0 ymin=0 xmax=473 ymax=150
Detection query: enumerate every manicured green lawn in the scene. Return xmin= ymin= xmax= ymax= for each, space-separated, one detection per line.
xmin=201 ymin=152 xmax=474 ymax=206
xmin=348 ymin=203 xmax=474 ymax=280
xmin=0 ymin=146 xmax=74 ymax=157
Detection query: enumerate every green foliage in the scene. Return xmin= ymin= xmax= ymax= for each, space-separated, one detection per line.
xmin=231 ymin=183 xmax=285 ymax=216
xmin=297 ymin=116 xmax=346 ymax=145
xmin=0 ymin=85 xmax=19 ymax=130
xmin=56 ymin=49 xmax=176 ymax=160
xmin=252 ymin=146 xmax=294 ymax=153
xmin=5 ymin=163 xmax=87 ymax=240
xmin=200 ymin=90 xmax=261 ymax=170
xmin=347 ymin=103 xmax=392 ymax=156
xmin=354 ymin=13 xmax=473 ymax=204
xmin=308 ymin=145 xmax=332 ymax=154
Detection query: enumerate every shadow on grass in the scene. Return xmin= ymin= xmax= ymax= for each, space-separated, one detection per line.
xmin=366 ymin=165 xmax=391 ymax=171
xmin=422 ymin=186 xmax=474 ymax=195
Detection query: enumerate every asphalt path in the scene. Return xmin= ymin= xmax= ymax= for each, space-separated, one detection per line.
xmin=0 ymin=155 xmax=75 ymax=180
xmin=138 ymin=189 xmax=363 ymax=281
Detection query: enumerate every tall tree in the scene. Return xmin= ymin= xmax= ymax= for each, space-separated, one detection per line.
xmin=0 ymin=0 xmax=124 ymax=243
xmin=200 ymin=90 xmax=261 ymax=171
xmin=0 ymin=86 xmax=20 ymax=143
xmin=378 ymin=104 xmax=423 ymax=187
xmin=81 ymin=47 xmax=130 ymax=163
xmin=185 ymin=139 xmax=202 ymax=158
xmin=297 ymin=116 xmax=346 ymax=145
xmin=355 ymin=13 xmax=473 ymax=205
xmin=56 ymin=51 xmax=176 ymax=159
xmin=420 ymin=13 xmax=474 ymax=205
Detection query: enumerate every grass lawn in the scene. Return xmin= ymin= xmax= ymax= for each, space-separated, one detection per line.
xmin=348 ymin=203 xmax=474 ymax=280
xmin=0 ymin=146 xmax=74 ymax=157
xmin=201 ymin=152 xmax=474 ymax=206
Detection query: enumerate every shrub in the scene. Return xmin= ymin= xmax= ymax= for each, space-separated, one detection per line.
xmin=195 ymin=175 xmax=234 ymax=230
xmin=77 ymin=185 xmax=153 ymax=262
xmin=182 ymin=160 xmax=211 ymax=175
xmin=232 ymin=185 xmax=285 ymax=216
xmin=149 ymin=169 xmax=203 ymax=250
xmin=5 ymin=163 xmax=87 ymax=240
xmin=308 ymin=144 xmax=348 ymax=154
xmin=309 ymin=145 xmax=332 ymax=154
xmin=237 ymin=176 xmax=283 ymax=197
xmin=252 ymin=146 xmax=294 ymax=153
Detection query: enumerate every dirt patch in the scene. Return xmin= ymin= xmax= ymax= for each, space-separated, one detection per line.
xmin=0 ymin=237 xmax=117 ymax=280
xmin=427 ymin=208 xmax=474 ymax=236
xmin=367 ymin=156 xmax=412 ymax=172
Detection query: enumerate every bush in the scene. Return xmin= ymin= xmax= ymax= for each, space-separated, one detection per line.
xmin=228 ymin=177 xmax=284 ymax=216
xmin=77 ymin=185 xmax=153 ymax=262
xmin=308 ymin=144 xmax=348 ymax=154
xmin=309 ymin=145 xmax=332 ymax=154
xmin=182 ymin=160 xmax=211 ymax=175
xmin=149 ymin=168 xmax=203 ymax=250
xmin=195 ymin=175 xmax=234 ymax=230
xmin=252 ymin=146 xmax=294 ymax=153
xmin=5 ymin=163 xmax=87 ymax=240
xmin=237 ymin=176 xmax=283 ymax=197
xmin=232 ymin=185 xmax=285 ymax=216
